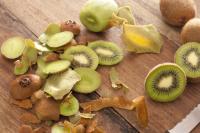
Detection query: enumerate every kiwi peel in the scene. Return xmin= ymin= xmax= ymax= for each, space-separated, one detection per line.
xmin=60 ymin=94 xmax=79 ymax=116
xmin=74 ymin=67 xmax=101 ymax=93
xmin=60 ymin=45 xmax=99 ymax=69
xmin=145 ymin=63 xmax=186 ymax=102
xmin=88 ymin=40 xmax=123 ymax=65
xmin=175 ymin=42 xmax=200 ymax=83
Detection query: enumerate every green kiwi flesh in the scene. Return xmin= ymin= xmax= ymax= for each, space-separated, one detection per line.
xmin=60 ymin=45 xmax=99 ymax=69
xmin=74 ymin=67 xmax=101 ymax=93
xmin=60 ymin=95 xmax=79 ymax=116
xmin=175 ymin=42 xmax=200 ymax=82
xmin=88 ymin=40 xmax=123 ymax=65
xmin=145 ymin=63 xmax=186 ymax=102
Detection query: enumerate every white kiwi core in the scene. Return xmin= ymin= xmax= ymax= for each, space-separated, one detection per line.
xmin=187 ymin=51 xmax=199 ymax=67
xmin=95 ymin=47 xmax=114 ymax=57
xmin=74 ymin=54 xmax=89 ymax=65
xmin=158 ymin=76 xmax=173 ymax=89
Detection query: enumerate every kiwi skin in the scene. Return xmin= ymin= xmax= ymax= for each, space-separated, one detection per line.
xmin=145 ymin=63 xmax=186 ymax=102
xmin=181 ymin=18 xmax=200 ymax=43
xmin=160 ymin=0 xmax=196 ymax=27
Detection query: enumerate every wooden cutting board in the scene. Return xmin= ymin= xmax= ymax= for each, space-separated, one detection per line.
xmin=0 ymin=0 xmax=200 ymax=133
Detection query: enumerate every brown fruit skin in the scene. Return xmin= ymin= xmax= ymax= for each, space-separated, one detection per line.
xmin=10 ymin=74 xmax=42 ymax=100
xmin=160 ymin=0 xmax=196 ymax=27
xmin=19 ymin=125 xmax=33 ymax=133
xmin=61 ymin=20 xmax=81 ymax=35
xmin=34 ymin=98 xmax=60 ymax=121
xmin=181 ymin=18 xmax=200 ymax=43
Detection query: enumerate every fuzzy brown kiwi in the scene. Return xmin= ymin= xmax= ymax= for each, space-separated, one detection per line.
xmin=181 ymin=18 xmax=200 ymax=43
xmin=160 ymin=0 xmax=196 ymax=27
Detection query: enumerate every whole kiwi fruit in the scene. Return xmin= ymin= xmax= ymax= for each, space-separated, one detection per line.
xmin=181 ymin=18 xmax=200 ymax=43
xmin=160 ymin=0 xmax=196 ymax=27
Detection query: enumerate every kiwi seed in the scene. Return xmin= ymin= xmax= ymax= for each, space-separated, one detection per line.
xmin=175 ymin=42 xmax=200 ymax=83
xmin=145 ymin=63 xmax=186 ymax=102
xmin=88 ymin=40 xmax=123 ymax=65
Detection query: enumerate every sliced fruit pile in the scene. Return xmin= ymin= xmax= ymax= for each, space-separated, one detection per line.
xmin=1 ymin=16 xmax=148 ymax=132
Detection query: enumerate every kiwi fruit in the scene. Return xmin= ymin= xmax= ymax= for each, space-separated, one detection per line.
xmin=160 ymin=0 xmax=196 ymax=26
xmin=60 ymin=45 xmax=99 ymax=69
xmin=175 ymin=42 xmax=200 ymax=83
xmin=60 ymin=95 xmax=79 ymax=116
xmin=80 ymin=0 xmax=118 ymax=32
xmin=1 ymin=37 xmax=26 ymax=59
xmin=88 ymin=40 xmax=123 ymax=65
xmin=145 ymin=63 xmax=186 ymax=102
xmin=181 ymin=18 xmax=200 ymax=43
xmin=74 ymin=67 xmax=101 ymax=93
xmin=45 ymin=23 xmax=61 ymax=36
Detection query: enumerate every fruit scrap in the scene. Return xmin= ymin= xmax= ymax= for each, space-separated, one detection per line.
xmin=19 ymin=125 xmax=33 ymax=133
xmin=80 ymin=96 xmax=148 ymax=127
xmin=31 ymin=90 xmax=46 ymax=104
xmin=44 ymin=69 xmax=81 ymax=100
xmin=42 ymin=52 xmax=60 ymax=62
xmin=109 ymin=67 xmax=129 ymax=92
xmin=20 ymin=112 xmax=41 ymax=124
xmin=122 ymin=24 xmax=163 ymax=53
xmin=34 ymin=97 xmax=60 ymax=121
xmin=10 ymin=74 xmax=42 ymax=100
xmin=61 ymin=20 xmax=81 ymax=35
xmin=11 ymin=99 xmax=33 ymax=109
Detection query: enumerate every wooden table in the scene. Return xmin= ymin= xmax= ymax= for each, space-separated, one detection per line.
xmin=0 ymin=0 xmax=200 ymax=133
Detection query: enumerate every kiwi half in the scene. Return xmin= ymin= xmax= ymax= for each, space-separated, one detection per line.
xmin=145 ymin=63 xmax=186 ymax=102
xmin=60 ymin=45 xmax=99 ymax=69
xmin=74 ymin=67 xmax=101 ymax=93
xmin=88 ymin=40 xmax=123 ymax=65
xmin=175 ymin=42 xmax=200 ymax=82
xmin=60 ymin=95 xmax=79 ymax=116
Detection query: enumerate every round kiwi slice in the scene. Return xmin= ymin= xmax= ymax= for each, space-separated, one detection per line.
xmin=60 ymin=45 xmax=99 ymax=69
xmin=47 ymin=31 xmax=74 ymax=48
xmin=60 ymin=95 xmax=79 ymax=116
xmin=74 ymin=67 xmax=101 ymax=93
xmin=145 ymin=63 xmax=186 ymax=102
xmin=1 ymin=37 xmax=26 ymax=59
xmin=88 ymin=40 xmax=123 ymax=65
xmin=175 ymin=42 xmax=200 ymax=82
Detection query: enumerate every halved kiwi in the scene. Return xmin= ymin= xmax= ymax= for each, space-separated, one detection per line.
xmin=47 ymin=31 xmax=74 ymax=48
xmin=175 ymin=42 xmax=200 ymax=82
xmin=1 ymin=37 xmax=25 ymax=59
xmin=145 ymin=63 xmax=186 ymax=102
xmin=60 ymin=45 xmax=99 ymax=69
xmin=60 ymin=95 xmax=79 ymax=116
xmin=74 ymin=67 xmax=101 ymax=93
xmin=88 ymin=40 xmax=123 ymax=65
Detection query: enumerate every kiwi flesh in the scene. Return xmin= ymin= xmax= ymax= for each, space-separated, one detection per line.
xmin=175 ymin=42 xmax=200 ymax=83
xmin=160 ymin=0 xmax=196 ymax=27
xmin=88 ymin=40 xmax=123 ymax=65
xmin=74 ymin=67 xmax=101 ymax=93
xmin=60 ymin=95 xmax=79 ymax=116
xmin=60 ymin=45 xmax=99 ymax=69
xmin=145 ymin=63 xmax=186 ymax=102
xmin=181 ymin=18 xmax=200 ymax=43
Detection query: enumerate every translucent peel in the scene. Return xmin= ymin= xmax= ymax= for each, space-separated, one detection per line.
xmin=60 ymin=94 xmax=79 ymax=116
xmin=34 ymin=41 xmax=51 ymax=52
xmin=47 ymin=31 xmax=74 ymax=48
xmin=109 ymin=67 xmax=129 ymax=92
xmin=44 ymin=69 xmax=81 ymax=100
xmin=122 ymin=24 xmax=163 ymax=53
xmin=1 ymin=37 xmax=25 ymax=59
xmin=80 ymin=96 xmax=148 ymax=127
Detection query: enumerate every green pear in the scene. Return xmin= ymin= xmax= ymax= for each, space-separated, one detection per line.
xmin=80 ymin=0 xmax=118 ymax=32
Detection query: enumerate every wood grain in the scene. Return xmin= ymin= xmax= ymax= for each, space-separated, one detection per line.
xmin=0 ymin=0 xmax=200 ymax=133
xmin=0 ymin=3 xmax=137 ymax=133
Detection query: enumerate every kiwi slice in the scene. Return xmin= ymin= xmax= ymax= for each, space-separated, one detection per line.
xmin=60 ymin=45 xmax=99 ymax=69
xmin=47 ymin=31 xmax=74 ymax=48
xmin=88 ymin=40 xmax=123 ymax=65
xmin=60 ymin=95 xmax=79 ymax=116
xmin=74 ymin=67 xmax=101 ymax=93
xmin=1 ymin=37 xmax=25 ymax=59
xmin=43 ymin=60 xmax=71 ymax=74
xmin=14 ymin=58 xmax=29 ymax=75
xmin=145 ymin=63 xmax=186 ymax=102
xmin=175 ymin=42 xmax=200 ymax=82
xmin=45 ymin=23 xmax=61 ymax=36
